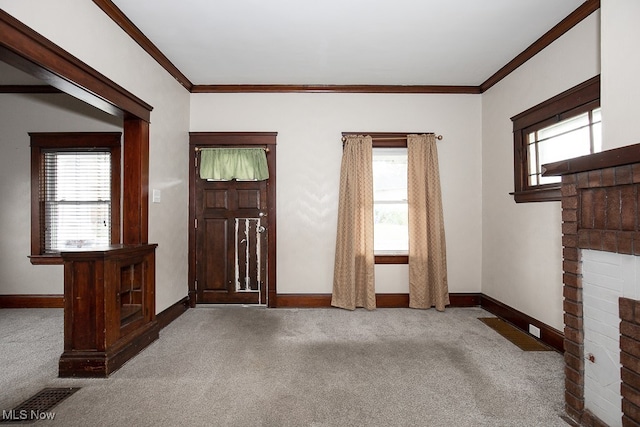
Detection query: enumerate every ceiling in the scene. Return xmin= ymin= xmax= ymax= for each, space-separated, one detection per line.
xmin=110 ymin=0 xmax=585 ymax=87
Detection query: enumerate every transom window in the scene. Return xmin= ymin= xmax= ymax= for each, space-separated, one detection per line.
xmin=372 ymin=148 xmax=408 ymax=255
xmin=511 ymin=75 xmax=600 ymax=203
xmin=526 ymin=107 xmax=601 ymax=187
xmin=30 ymin=133 xmax=121 ymax=264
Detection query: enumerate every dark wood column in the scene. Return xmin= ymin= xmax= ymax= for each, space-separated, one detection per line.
xmin=123 ymin=118 xmax=150 ymax=244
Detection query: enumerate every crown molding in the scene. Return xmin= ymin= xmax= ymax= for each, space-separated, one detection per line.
xmin=92 ymin=0 xmax=193 ymax=91
xmin=94 ymin=0 xmax=599 ymax=95
xmin=191 ymin=84 xmax=481 ymax=94
xmin=480 ymin=0 xmax=600 ymax=93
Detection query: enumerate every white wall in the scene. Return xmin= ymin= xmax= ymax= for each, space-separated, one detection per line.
xmin=0 ymin=0 xmax=191 ymax=312
xmin=191 ymin=93 xmax=482 ymax=295
xmin=481 ymin=12 xmax=600 ymax=330
xmin=584 ymin=3 xmax=640 ymax=421
xmin=601 ymin=0 xmax=640 ymax=150
xmin=0 ymin=1 xmax=612 ymax=322
xmin=0 ymin=93 xmax=122 ymax=294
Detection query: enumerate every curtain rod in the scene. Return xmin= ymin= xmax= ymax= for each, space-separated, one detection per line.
xmin=194 ymin=146 xmax=270 ymax=152
xmin=341 ymin=134 xmax=443 ymax=142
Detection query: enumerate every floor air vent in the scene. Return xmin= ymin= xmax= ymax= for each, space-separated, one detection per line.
xmin=478 ymin=317 xmax=553 ymax=351
xmin=0 ymin=387 xmax=80 ymax=424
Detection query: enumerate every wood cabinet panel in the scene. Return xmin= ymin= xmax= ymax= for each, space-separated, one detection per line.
xmin=201 ymin=218 xmax=229 ymax=293
xmin=59 ymin=244 xmax=158 ymax=377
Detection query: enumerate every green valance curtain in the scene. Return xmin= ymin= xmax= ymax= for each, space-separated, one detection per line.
xmin=199 ymin=148 xmax=269 ymax=181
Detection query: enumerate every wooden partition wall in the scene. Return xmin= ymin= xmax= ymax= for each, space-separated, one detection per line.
xmin=0 ymin=11 xmax=158 ymax=377
xmin=59 ymin=245 xmax=158 ymax=377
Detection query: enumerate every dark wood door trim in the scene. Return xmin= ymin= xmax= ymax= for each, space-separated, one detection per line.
xmin=188 ymin=132 xmax=277 ymax=307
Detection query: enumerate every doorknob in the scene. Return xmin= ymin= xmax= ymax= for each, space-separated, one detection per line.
xmin=258 ymin=226 xmax=266 ymax=233
xmin=259 ymin=212 xmax=267 ymax=217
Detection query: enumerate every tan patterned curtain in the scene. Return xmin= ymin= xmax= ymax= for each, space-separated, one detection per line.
xmin=332 ymin=135 xmax=376 ymax=310
xmin=407 ymin=134 xmax=449 ymax=310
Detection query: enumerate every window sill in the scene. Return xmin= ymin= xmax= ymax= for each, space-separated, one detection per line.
xmin=375 ymin=255 xmax=408 ymax=264
xmin=29 ymin=255 xmax=63 ymax=265
xmin=510 ymin=187 xmax=562 ymax=203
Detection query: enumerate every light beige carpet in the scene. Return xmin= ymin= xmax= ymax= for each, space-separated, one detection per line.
xmin=1 ymin=307 xmax=567 ymax=426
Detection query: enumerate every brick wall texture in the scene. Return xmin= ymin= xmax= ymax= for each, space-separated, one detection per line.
xmin=620 ymin=297 xmax=640 ymax=427
xmin=561 ymin=164 xmax=640 ymax=426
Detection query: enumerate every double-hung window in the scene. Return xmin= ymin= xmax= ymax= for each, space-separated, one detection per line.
xmin=344 ymin=132 xmax=443 ymax=264
xmin=372 ymin=147 xmax=408 ymax=257
xmin=30 ymin=133 xmax=121 ymax=264
xmin=342 ymin=133 xmax=412 ymax=264
xmin=511 ymin=76 xmax=600 ymax=202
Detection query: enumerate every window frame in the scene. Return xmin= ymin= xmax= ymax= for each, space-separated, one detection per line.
xmin=30 ymin=132 xmax=122 ymax=265
xmin=342 ymin=132 xmax=411 ymax=265
xmin=510 ymin=75 xmax=600 ymax=203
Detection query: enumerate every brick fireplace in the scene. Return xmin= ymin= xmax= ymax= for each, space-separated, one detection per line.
xmin=545 ymin=143 xmax=640 ymax=426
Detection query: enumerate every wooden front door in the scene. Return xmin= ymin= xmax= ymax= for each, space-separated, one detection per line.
xmin=189 ymin=132 xmax=277 ymax=307
xmin=194 ymin=178 xmax=268 ymax=304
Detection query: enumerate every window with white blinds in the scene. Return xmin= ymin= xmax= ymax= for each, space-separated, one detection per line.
xmin=42 ymin=150 xmax=112 ymax=252
xmin=30 ymin=132 xmax=121 ymax=263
